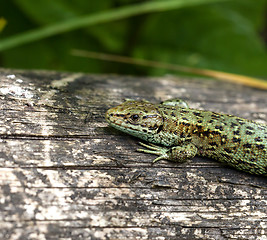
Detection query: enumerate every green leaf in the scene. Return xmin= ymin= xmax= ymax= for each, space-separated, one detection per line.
xmin=134 ymin=0 xmax=267 ymax=76
xmin=0 ymin=0 xmax=229 ymax=51
xmin=13 ymin=0 xmax=111 ymax=25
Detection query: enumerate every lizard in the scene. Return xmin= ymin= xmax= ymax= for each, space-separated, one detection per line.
xmin=105 ymin=99 xmax=267 ymax=176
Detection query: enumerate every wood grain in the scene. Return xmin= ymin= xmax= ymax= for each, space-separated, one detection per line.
xmin=0 ymin=69 xmax=266 ymax=240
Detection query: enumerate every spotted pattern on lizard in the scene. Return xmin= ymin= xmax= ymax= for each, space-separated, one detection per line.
xmin=106 ymin=99 xmax=267 ymax=176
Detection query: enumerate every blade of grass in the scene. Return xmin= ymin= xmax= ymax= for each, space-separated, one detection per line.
xmin=0 ymin=0 xmax=229 ymax=51
xmin=71 ymin=49 xmax=267 ymax=90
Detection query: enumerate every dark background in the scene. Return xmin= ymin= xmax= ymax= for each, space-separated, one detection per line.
xmin=1 ymin=0 xmax=267 ymax=78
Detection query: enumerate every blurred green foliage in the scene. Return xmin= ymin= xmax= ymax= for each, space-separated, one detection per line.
xmin=0 ymin=18 xmax=7 ymax=32
xmin=0 ymin=0 xmax=267 ymax=77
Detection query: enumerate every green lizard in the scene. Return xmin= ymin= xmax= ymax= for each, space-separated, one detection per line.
xmin=105 ymin=99 xmax=267 ymax=176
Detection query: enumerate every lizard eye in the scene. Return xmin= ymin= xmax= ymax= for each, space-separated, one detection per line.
xmin=129 ymin=114 xmax=140 ymax=122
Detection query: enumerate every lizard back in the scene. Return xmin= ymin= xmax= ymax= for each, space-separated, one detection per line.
xmin=158 ymin=105 xmax=267 ymax=175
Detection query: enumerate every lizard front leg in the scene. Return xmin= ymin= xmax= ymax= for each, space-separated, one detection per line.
xmin=138 ymin=142 xmax=198 ymax=163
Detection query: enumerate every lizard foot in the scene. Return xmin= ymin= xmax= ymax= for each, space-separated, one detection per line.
xmin=137 ymin=142 xmax=170 ymax=163
xmin=137 ymin=142 xmax=198 ymax=164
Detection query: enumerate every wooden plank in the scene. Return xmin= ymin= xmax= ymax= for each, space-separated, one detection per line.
xmin=0 ymin=69 xmax=266 ymax=240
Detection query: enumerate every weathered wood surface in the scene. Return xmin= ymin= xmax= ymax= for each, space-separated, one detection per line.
xmin=0 ymin=68 xmax=266 ymax=240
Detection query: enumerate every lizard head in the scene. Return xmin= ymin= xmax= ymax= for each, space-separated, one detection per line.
xmin=106 ymin=100 xmax=164 ymax=141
